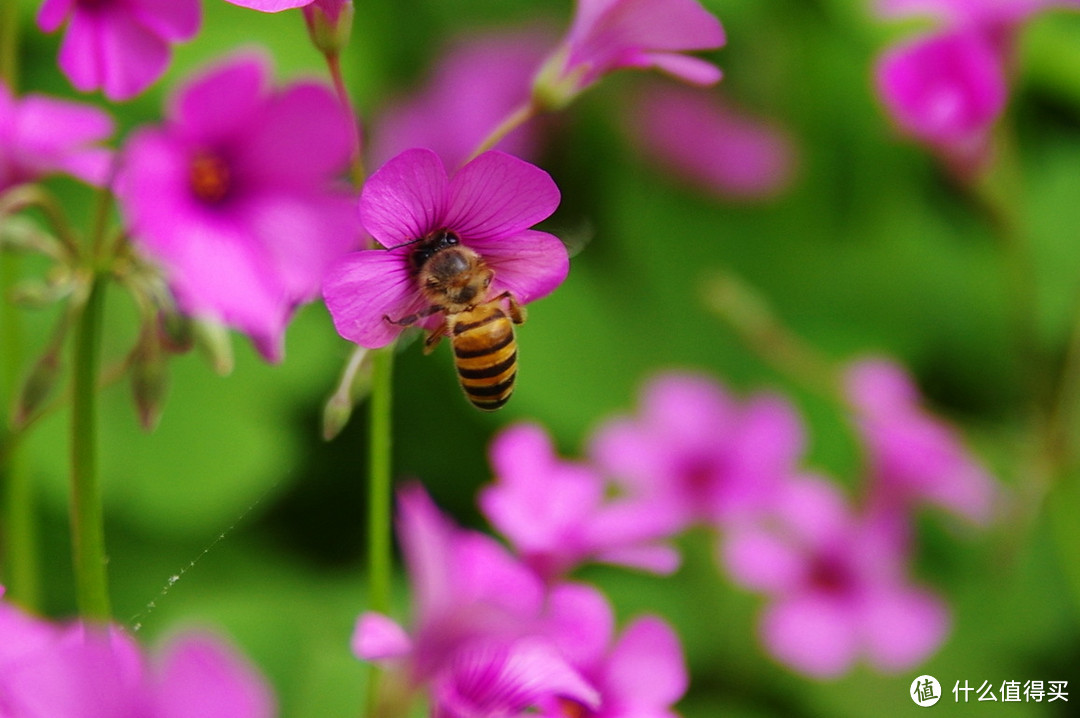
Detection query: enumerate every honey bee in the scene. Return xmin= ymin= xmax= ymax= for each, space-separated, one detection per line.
xmin=385 ymin=230 xmax=525 ymax=411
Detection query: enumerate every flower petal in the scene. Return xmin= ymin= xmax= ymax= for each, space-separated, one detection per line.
xmin=169 ymin=54 xmax=270 ymax=146
xmin=37 ymin=0 xmax=75 ymax=33
xmin=760 ymin=595 xmax=859 ymax=678
xmin=93 ymin=10 xmax=172 ymax=101
xmin=223 ymin=0 xmax=315 ymax=10
xmin=445 ymin=151 xmax=560 ymax=243
xmin=720 ymin=528 xmax=805 ymax=594
xmin=131 ymin=0 xmax=201 ymax=41
xmin=56 ymin=9 xmax=105 ymax=94
xmin=322 ymin=248 xmax=426 ymax=348
xmin=155 ymin=633 xmax=274 ymax=718
xmin=360 ymin=148 xmax=449 ymax=248
xmin=238 ymin=81 xmax=352 ymax=192
xmin=604 ymin=617 xmax=687 ymax=708
xmin=544 ymin=583 xmax=614 ymax=668
xmin=638 ymin=52 xmax=723 ymax=85
xmin=862 ymin=587 xmax=950 ymax=672
xmin=351 ymin=612 xmax=414 ymax=663
xmin=469 ymin=230 xmax=569 ymax=305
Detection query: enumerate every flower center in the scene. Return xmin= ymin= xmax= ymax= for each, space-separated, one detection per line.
xmin=557 ymin=698 xmax=593 ymax=718
xmin=188 ymin=151 xmax=232 ymax=204
xmin=808 ymin=551 xmax=855 ymax=596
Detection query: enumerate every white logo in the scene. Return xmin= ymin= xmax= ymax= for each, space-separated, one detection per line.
xmin=911 ymin=675 xmax=942 ymax=707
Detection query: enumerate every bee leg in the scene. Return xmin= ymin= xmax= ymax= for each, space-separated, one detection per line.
xmin=496 ymin=292 xmax=526 ymax=325
xmin=384 ymin=305 xmax=440 ymax=326
xmin=423 ymin=321 xmax=447 ymax=355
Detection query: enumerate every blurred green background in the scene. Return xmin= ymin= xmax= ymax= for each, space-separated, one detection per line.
xmin=4 ymin=0 xmax=1080 ymax=715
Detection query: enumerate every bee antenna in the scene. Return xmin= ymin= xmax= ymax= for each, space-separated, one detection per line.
xmin=386 ymin=236 xmax=428 ymax=251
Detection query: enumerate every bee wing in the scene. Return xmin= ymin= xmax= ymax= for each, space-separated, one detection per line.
xmin=556 ymin=219 xmax=594 ymax=259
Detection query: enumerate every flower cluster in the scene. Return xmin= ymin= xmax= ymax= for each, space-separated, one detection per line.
xmin=352 ymin=485 xmax=687 ymax=717
xmin=467 ymin=366 xmax=996 ymax=680
xmin=872 ymin=0 xmax=1080 ymax=174
xmin=0 ymin=587 xmax=273 ymax=717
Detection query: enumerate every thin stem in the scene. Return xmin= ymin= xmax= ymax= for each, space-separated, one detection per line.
xmin=324 ymin=51 xmax=366 ymax=187
xmin=463 ymin=100 xmax=538 ymax=166
xmin=0 ymin=0 xmax=18 ymax=91
xmin=69 ymin=274 xmax=110 ymax=621
xmin=0 ymin=1 xmax=37 ymax=611
xmin=365 ymin=345 xmax=394 ymax=718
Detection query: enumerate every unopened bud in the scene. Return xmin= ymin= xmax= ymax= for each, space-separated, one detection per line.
xmin=157 ymin=307 xmax=195 ymax=354
xmin=8 ymin=274 xmax=74 ymax=308
xmin=130 ymin=332 xmax=168 ymax=432
xmin=322 ymin=345 xmax=371 ymax=441
xmin=193 ymin=319 xmax=234 ymax=376
xmin=13 ymin=350 xmax=62 ymax=429
xmin=303 ymin=0 xmax=354 ymax=56
xmin=0 ymin=216 xmax=64 ymax=259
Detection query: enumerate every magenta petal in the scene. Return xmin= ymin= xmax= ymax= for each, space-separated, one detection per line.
xmin=640 ymin=52 xmax=723 ymax=85
xmin=169 ymin=55 xmax=269 ymax=145
xmin=238 ymin=81 xmax=351 ymax=191
xmin=37 ymin=0 xmax=75 ymax=33
xmin=155 ymin=634 xmax=274 ymax=718
xmin=352 ymin=612 xmax=413 ymax=662
xmin=16 ymin=94 xmax=114 ymax=185
xmin=760 ymin=595 xmax=858 ymax=678
xmin=544 ymin=583 xmax=614 ymax=668
xmin=875 ymin=29 xmax=1006 ymax=147
xmin=862 ymin=587 xmax=950 ymax=672
xmin=224 ymin=0 xmax=316 ymax=10
xmin=322 ymin=249 xmax=425 ymax=348
xmin=56 ymin=10 xmax=105 ymax=94
xmin=361 ymin=148 xmax=449 ymax=247
xmin=720 ymin=529 xmax=804 ymax=593
xmin=469 ymin=230 xmax=569 ymax=305
xmin=444 ymin=151 xmax=560 ymax=242
xmin=594 ymin=543 xmax=681 ymax=574
xmin=131 ymin=0 xmax=201 ymax=41
xmin=94 ymin=11 xmax=171 ymax=101
xmin=604 ymin=617 xmax=687 ymax=708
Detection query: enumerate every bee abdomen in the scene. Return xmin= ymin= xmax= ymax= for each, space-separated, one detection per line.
xmin=451 ymin=308 xmax=517 ymax=411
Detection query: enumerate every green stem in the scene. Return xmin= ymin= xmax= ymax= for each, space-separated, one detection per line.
xmin=323 ymin=51 xmax=366 ymax=187
xmin=69 ymin=275 xmax=110 ymax=621
xmin=365 ymin=346 xmax=394 ymax=717
xmin=463 ymin=100 xmax=538 ymax=166
xmin=0 ymin=0 xmax=18 ymax=91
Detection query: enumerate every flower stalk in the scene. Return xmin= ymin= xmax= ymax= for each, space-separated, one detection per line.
xmin=464 ymin=99 xmax=537 ymax=165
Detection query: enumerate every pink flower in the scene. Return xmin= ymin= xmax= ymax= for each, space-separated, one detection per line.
xmin=844 ymin=357 xmax=998 ymax=525
xmin=626 ymin=83 xmax=797 ymax=201
xmin=874 ymin=28 xmax=1006 ymax=172
xmin=37 ymin=0 xmax=200 ymax=101
xmin=115 ymin=53 xmax=359 ymax=361
xmin=534 ymin=0 xmax=725 ymax=108
xmin=0 ymin=80 xmax=114 ymax=191
xmin=352 ymin=486 xmax=599 ymax=717
xmin=370 ymin=30 xmax=554 ymax=170
xmin=720 ymin=476 xmax=950 ymax=678
xmin=589 ymin=372 xmax=805 ymax=531
xmin=480 ymin=423 xmax=680 ymax=583
xmin=322 ymin=148 xmax=567 ymax=349
xmin=224 ymin=0 xmax=342 ymax=13
xmin=542 ymin=585 xmax=688 ymax=718
xmin=0 ymin=587 xmax=274 ymax=717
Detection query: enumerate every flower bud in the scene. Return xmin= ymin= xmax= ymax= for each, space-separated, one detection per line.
xmin=12 ymin=347 xmax=63 ymax=429
xmin=130 ymin=329 xmax=169 ymax=432
xmin=322 ymin=345 xmax=371 ymax=441
xmin=157 ymin=306 xmax=195 ymax=355
xmin=303 ymin=0 xmax=354 ymax=56
xmin=0 ymin=216 xmax=65 ymax=259
xmin=193 ymin=319 xmax=234 ymax=376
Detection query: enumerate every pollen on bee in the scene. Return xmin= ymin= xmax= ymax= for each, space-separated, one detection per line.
xmin=189 ymin=150 xmax=232 ymax=204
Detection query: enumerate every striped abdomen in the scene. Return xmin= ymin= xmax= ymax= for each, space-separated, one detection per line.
xmin=448 ymin=302 xmax=517 ymax=411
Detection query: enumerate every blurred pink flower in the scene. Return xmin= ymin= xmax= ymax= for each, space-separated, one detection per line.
xmin=224 ymin=1 xmax=353 ymax=27
xmin=872 ymin=0 xmax=1080 ymax=172
xmin=115 ymin=53 xmax=359 ymax=362
xmin=37 ymin=0 xmax=200 ymax=101
xmin=720 ymin=476 xmax=950 ymax=678
xmin=370 ymin=30 xmax=554 ymax=171
xmin=323 ymin=148 xmax=567 ymax=349
xmin=0 ymin=80 xmax=114 ymax=191
xmin=534 ymin=0 xmax=725 ymax=108
xmin=352 ymin=486 xmax=599 ymax=717
xmin=0 ymin=587 xmax=274 ymax=717
xmin=874 ymin=28 xmax=1006 ymax=172
xmin=626 ymin=83 xmax=797 ymax=200
xmin=589 ymin=372 xmax=805 ymax=531
xmin=844 ymin=357 xmax=998 ymax=525
xmin=543 ymin=585 xmax=688 ymax=718
xmin=480 ymin=422 xmax=680 ymax=583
